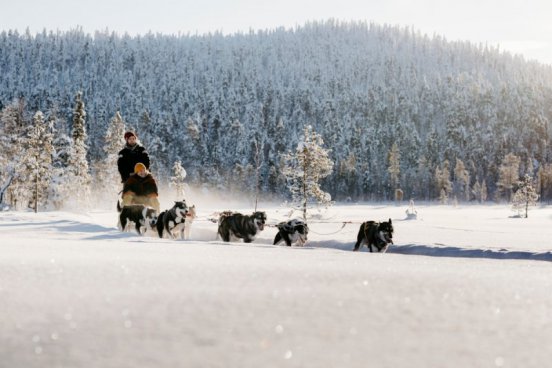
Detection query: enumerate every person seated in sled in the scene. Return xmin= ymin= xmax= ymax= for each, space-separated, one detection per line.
xmin=118 ymin=131 xmax=151 ymax=183
xmin=122 ymin=162 xmax=160 ymax=213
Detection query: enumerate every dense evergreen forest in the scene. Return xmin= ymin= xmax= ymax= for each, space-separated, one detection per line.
xmin=1 ymin=20 xmax=552 ymax=204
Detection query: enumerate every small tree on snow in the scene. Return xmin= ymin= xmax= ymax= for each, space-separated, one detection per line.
xmin=453 ymin=158 xmax=470 ymax=201
xmin=96 ymin=111 xmax=126 ymax=200
xmin=472 ymin=177 xmax=488 ymax=203
xmin=252 ymin=138 xmax=263 ymax=211
xmin=497 ymin=153 xmax=520 ymax=202
xmin=24 ymin=111 xmax=54 ymax=212
xmin=387 ymin=142 xmax=401 ymax=199
xmin=170 ymin=160 xmax=187 ymax=199
xmin=0 ymin=100 xmax=28 ymax=208
xmin=388 ymin=143 xmax=400 ymax=188
xmin=48 ymin=113 xmax=72 ymax=209
xmin=282 ymin=125 xmax=334 ymax=221
xmin=511 ymin=174 xmax=539 ymax=218
xmin=435 ymin=160 xmax=452 ymax=204
xmin=66 ymin=92 xmax=92 ymax=208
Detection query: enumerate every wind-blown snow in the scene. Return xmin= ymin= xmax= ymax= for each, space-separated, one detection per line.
xmin=1 ymin=203 xmax=551 ymax=367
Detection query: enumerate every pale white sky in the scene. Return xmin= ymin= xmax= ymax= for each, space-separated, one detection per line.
xmin=1 ymin=0 xmax=551 ymax=65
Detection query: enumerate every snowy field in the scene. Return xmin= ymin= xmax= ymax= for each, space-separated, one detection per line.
xmin=1 ymin=201 xmax=552 ymax=368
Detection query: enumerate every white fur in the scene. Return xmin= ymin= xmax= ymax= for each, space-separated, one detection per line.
xmin=292 ymin=232 xmax=308 ymax=246
xmin=118 ymin=219 xmax=133 ymax=232
xmin=281 ymin=232 xmax=305 ymax=246
xmin=229 ymin=233 xmax=243 ymax=242
xmin=378 ymin=231 xmax=387 ymax=244
xmin=171 ymin=208 xmax=187 ymax=239
xmin=378 ymin=231 xmax=391 ymax=253
xmin=254 ymin=219 xmax=263 ymax=231
xmin=175 ymin=208 xmax=187 ymax=221
xmin=142 ymin=208 xmax=148 ymax=222
xmin=117 ymin=205 xmax=157 ymax=235
xmin=167 ymin=216 xmax=186 ymax=240
xmin=184 ymin=206 xmax=196 ymax=240
xmin=171 ymin=222 xmax=186 ymax=240
xmin=288 ymin=220 xmax=307 ymax=246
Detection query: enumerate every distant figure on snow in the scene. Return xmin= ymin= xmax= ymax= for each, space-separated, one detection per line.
xmin=405 ymin=199 xmax=417 ymax=220
xmin=117 ymin=131 xmax=151 ymax=183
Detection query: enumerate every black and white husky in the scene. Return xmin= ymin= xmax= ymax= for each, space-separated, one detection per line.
xmin=157 ymin=201 xmax=189 ymax=239
xmin=117 ymin=201 xmax=158 ymax=235
xmin=273 ymin=219 xmax=309 ymax=246
xmin=353 ymin=219 xmax=394 ymax=252
xmin=217 ymin=211 xmax=267 ymax=243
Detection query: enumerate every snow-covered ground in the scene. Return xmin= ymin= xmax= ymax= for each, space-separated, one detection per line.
xmin=1 ymin=202 xmax=551 ymax=368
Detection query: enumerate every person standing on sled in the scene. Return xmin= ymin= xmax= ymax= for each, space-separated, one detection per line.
xmin=122 ymin=163 xmax=161 ymax=213
xmin=117 ymin=131 xmax=151 ymax=183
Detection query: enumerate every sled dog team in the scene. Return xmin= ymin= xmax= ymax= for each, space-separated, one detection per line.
xmin=116 ymin=132 xmax=393 ymax=252
xmin=117 ymin=199 xmax=394 ymax=252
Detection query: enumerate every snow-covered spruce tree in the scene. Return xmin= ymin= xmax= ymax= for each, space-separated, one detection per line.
xmin=66 ymin=92 xmax=92 ymax=208
xmin=95 ymin=111 xmax=126 ymax=202
xmin=472 ymin=177 xmax=488 ymax=203
xmin=435 ymin=160 xmax=452 ymax=204
xmin=453 ymin=158 xmax=470 ymax=202
xmin=496 ymin=153 xmax=520 ymax=202
xmin=48 ymin=111 xmax=72 ymax=209
xmin=537 ymin=164 xmax=552 ymax=202
xmin=387 ymin=142 xmax=401 ymax=197
xmin=282 ymin=125 xmax=333 ymax=221
xmin=24 ymin=111 xmax=54 ymax=212
xmin=0 ymin=100 xmax=28 ymax=208
xmin=252 ymin=138 xmax=263 ymax=211
xmin=170 ymin=160 xmax=187 ymax=199
xmin=511 ymin=174 xmax=539 ymax=218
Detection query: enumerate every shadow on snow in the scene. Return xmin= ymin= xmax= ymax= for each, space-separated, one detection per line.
xmin=4 ymin=216 xmax=551 ymax=261
xmin=387 ymin=244 xmax=552 ymax=262
xmin=310 ymin=240 xmax=552 ymax=262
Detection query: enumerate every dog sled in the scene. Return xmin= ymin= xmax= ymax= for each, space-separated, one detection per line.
xmin=120 ymin=193 xmax=160 ymax=212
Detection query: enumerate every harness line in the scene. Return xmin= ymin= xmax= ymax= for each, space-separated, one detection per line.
xmin=193 ymin=217 xmax=362 ymax=236
xmin=308 ymin=221 xmax=352 ymax=235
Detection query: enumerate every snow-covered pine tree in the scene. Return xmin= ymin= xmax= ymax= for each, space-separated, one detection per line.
xmin=496 ymin=153 xmax=520 ymax=202
xmin=252 ymin=138 xmax=263 ymax=211
xmin=170 ymin=160 xmax=187 ymax=199
xmin=282 ymin=125 xmax=334 ymax=220
xmin=48 ymin=111 xmax=72 ymax=209
xmin=511 ymin=174 xmax=539 ymax=218
xmin=472 ymin=177 xmax=488 ymax=203
xmin=414 ymin=156 xmax=433 ymax=201
xmin=0 ymin=100 xmax=29 ymax=209
xmin=387 ymin=142 xmax=401 ymax=196
xmin=24 ymin=111 xmax=54 ymax=212
xmin=96 ymin=111 xmax=126 ymax=201
xmin=435 ymin=160 xmax=452 ymax=204
xmin=537 ymin=164 xmax=552 ymax=202
xmin=2 ymin=24 xmax=552 ymax=201
xmin=453 ymin=158 xmax=470 ymax=202
xmin=66 ymin=92 xmax=92 ymax=208
xmin=186 ymin=116 xmax=200 ymax=141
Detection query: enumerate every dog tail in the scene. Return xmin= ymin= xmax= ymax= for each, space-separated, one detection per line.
xmin=116 ymin=199 xmax=122 ymax=213
xmin=218 ymin=211 xmax=233 ymax=225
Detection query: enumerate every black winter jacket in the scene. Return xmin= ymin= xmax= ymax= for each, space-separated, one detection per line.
xmin=117 ymin=144 xmax=151 ymax=182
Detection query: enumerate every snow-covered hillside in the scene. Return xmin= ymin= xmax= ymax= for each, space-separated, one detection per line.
xmin=1 ymin=203 xmax=551 ymax=367
xmin=2 ymin=22 xmax=552 ymax=202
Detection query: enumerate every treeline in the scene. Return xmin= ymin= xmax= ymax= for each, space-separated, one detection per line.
xmin=1 ymin=20 xmax=552 ymax=204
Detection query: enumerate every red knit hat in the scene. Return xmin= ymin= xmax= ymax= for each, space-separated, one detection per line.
xmin=124 ymin=131 xmax=136 ymax=140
